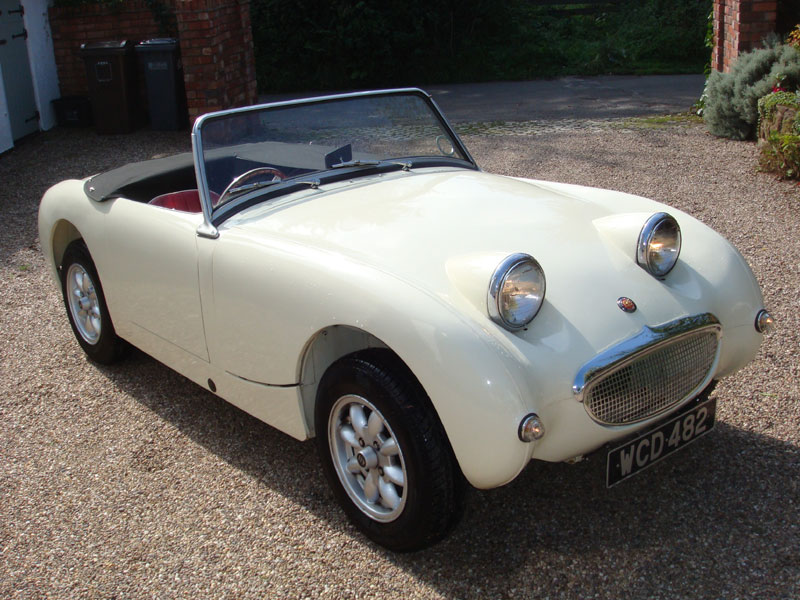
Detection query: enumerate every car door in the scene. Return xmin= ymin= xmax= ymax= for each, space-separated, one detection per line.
xmin=98 ymin=198 xmax=209 ymax=362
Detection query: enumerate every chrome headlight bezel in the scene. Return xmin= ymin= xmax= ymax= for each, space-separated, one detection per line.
xmin=637 ymin=212 xmax=681 ymax=279
xmin=488 ymin=253 xmax=546 ymax=331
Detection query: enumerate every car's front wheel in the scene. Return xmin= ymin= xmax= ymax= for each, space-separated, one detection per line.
xmin=60 ymin=241 xmax=126 ymax=364
xmin=315 ymin=350 xmax=463 ymax=551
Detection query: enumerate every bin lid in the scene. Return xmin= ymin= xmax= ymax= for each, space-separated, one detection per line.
xmin=136 ymin=38 xmax=179 ymax=52
xmin=80 ymin=40 xmax=134 ymax=55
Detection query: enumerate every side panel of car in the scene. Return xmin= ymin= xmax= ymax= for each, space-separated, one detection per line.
xmin=201 ymin=230 xmax=537 ymax=489
xmin=39 ymin=180 xmax=107 ymax=287
xmin=95 ymin=198 xmax=209 ymax=362
xmin=39 ymin=184 xmax=312 ymax=443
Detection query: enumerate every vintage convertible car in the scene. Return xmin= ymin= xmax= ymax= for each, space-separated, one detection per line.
xmin=39 ymin=88 xmax=772 ymax=551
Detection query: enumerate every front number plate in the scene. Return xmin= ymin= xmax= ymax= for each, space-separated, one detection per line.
xmin=606 ymin=398 xmax=716 ymax=487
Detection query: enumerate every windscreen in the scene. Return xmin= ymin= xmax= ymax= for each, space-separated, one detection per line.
xmin=196 ymin=92 xmax=470 ymax=209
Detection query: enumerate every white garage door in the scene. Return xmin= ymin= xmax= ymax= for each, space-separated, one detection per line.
xmin=0 ymin=0 xmax=38 ymax=140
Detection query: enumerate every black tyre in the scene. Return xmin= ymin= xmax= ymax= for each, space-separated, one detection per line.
xmin=315 ymin=349 xmax=464 ymax=551
xmin=60 ymin=241 xmax=126 ymax=364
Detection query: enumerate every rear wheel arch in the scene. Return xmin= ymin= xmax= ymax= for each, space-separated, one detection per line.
xmin=60 ymin=239 xmax=126 ymax=364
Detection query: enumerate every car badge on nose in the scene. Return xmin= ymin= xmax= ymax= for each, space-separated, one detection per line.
xmin=617 ymin=297 xmax=637 ymax=313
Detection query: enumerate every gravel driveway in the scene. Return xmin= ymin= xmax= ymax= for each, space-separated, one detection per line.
xmin=1 ymin=117 xmax=798 ymax=599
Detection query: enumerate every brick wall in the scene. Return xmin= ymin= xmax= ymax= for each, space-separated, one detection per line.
xmin=50 ymin=1 xmax=166 ymax=97
xmin=49 ymin=0 xmax=257 ymax=123
xmin=712 ymin=0 xmax=779 ymax=72
xmin=175 ymin=0 xmax=257 ymax=119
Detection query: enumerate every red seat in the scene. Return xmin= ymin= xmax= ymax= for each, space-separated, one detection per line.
xmin=149 ymin=189 xmax=203 ymax=213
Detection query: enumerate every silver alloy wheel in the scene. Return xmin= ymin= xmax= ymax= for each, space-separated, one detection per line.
xmin=328 ymin=394 xmax=408 ymax=522
xmin=65 ymin=263 xmax=102 ymax=345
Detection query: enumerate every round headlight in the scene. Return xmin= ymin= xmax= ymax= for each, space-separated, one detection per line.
xmin=637 ymin=212 xmax=681 ymax=279
xmin=488 ymin=253 xmax=546 ymax=331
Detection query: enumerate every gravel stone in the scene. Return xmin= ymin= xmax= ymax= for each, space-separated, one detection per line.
xmin=0 ymin=120 xmax=797 ymax=599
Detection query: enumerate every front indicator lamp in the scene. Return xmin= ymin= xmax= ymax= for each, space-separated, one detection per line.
xmin=519 ymin=413 xmax=545 ymax=443
xmin=755 ymin=309 xmax=775 ymax=334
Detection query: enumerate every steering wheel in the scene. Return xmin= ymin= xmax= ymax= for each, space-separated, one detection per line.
xmin=217 ymin=166 xmax=287 ymax=206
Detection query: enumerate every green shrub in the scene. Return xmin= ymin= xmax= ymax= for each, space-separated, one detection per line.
xmin=759 ymin=132 xmax=800 ymax=178
xmin=704 ymin=43 xmax=800 ymax=140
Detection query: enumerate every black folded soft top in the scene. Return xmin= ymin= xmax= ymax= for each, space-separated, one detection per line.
xmin=84 ymin=152 xmax=197 ymax=203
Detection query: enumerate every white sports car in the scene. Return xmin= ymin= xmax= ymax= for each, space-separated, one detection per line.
xmin=39 ymin=89 xmax=772 ymax=551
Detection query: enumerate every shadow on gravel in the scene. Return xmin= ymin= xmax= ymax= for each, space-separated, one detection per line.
xmin=0 ymin=128 xmax=188 ymax=263
xmin=98 ymin=348 xmax=798 ymax=599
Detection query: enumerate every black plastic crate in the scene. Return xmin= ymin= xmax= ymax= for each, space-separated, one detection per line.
xmin=53 ymin=96 xmax=93 ymax=128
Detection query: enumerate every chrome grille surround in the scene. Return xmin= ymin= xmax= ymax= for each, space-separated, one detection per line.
xmin=573 ymin=313 xmax=721 ymax=426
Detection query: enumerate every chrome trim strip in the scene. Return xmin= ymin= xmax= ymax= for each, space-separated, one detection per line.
xmin=191 ymin=126 xmax=219 ymax=239
xmin=193 ymin=88 xmax=435 ymax=127
xmin=427 ymin=93 xmax=478 ymax=167
xmin=572 ymin=313 xmax=722 ymax=402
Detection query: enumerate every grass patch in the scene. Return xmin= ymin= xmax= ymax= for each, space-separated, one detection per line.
xmin=613 ymin=113 xmax=704 ymax=130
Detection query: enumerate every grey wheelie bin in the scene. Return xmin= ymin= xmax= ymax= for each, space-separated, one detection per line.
xmin=136 ymin=38 xmax=188 ymax=130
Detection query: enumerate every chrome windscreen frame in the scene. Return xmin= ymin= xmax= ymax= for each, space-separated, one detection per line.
xmin=572 ymin=313 xmax=722 ymax=404
xmin=189 ymin=88 xmax=477 ymax=239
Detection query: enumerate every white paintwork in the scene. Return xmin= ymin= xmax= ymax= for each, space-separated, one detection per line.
xmin=97 ymin=198 xmax=208 ymax=361
xmin=0 ymin=64 xmax=12 ymax=152
xmin=38 ymin=166 xmax=766 ymax=490
xmin=22 ymin=0 xmax=60 ymax=130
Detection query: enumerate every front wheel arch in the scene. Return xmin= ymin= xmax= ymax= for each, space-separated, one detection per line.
xmin=314 ymin=348 xmax=465 ymax=550
xmin=297 ymin=325 xmax=390 ymax=436
xmin=297 ymin=327 xmax=463 ymax=469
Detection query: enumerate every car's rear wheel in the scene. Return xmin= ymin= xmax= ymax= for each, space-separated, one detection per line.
xmin=315 ymin=350 xmax=463 ymax=551
xmin=60 ymin=241 xmax=125 ymax=364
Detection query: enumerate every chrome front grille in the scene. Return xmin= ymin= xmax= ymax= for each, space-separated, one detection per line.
xmin=574 ymin=314 xmax=721 ymax=426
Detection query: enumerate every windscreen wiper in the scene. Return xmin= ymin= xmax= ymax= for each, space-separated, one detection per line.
xmin=330 ymin=159 xmax=412 ymax=171
xmin=329 ymin=159 xmax=381 ymax=169
xmin=226 ymin=179 xmax=282 ymax=196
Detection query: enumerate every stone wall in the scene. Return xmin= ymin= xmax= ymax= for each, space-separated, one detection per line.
xmin=48 ymin=0 xmax=257 ymax=123
xmin=758 ymin=96 xmax=799 ymax=139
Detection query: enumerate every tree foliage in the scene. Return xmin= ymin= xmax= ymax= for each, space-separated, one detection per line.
xmin=250 ymin=0 xmax=710 ymax=92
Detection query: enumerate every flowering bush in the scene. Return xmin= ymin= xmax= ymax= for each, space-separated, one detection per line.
xmin=788 ymin=24 xmax=800 ymax=52
xmin=772 ymin=73 xmax=787 ymax=93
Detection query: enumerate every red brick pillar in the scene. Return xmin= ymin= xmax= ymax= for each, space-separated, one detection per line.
xmin=712 ymin=0 xmax=779 ymax=72
xmin=174 ymin=0 xmax=258 ymax=122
